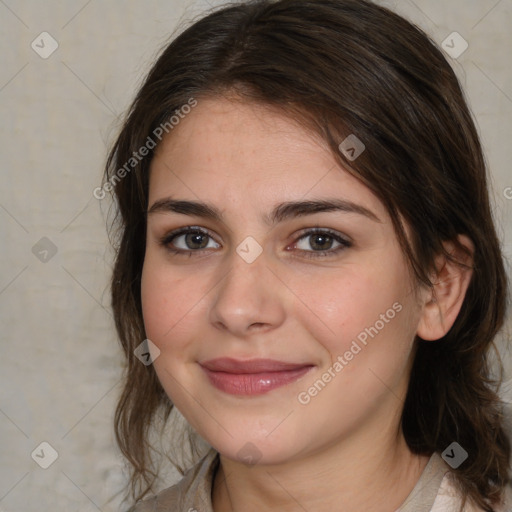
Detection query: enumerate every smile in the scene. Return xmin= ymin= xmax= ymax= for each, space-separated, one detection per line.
xmin=199 ymin=358 xmax=315 ymax=396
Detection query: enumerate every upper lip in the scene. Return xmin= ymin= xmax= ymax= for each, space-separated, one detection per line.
xmin=200 ymin=357 xmax=313 ymax=374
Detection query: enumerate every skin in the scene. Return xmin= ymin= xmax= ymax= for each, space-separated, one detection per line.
xmin=140 ymin=96 xmax=474 ymax=511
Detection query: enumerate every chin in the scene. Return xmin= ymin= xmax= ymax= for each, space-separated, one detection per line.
xmin=203 ymin=427 xmax=305 ymax=467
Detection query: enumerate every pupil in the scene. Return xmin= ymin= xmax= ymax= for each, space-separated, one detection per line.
xmin=312 ymin=234 xmax=332 ymax=250
xmin=187 ymin=232 xmax=207 ymax=249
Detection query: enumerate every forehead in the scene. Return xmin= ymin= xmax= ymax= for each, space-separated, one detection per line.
xmin=152 ymin=96 xmax=331 ymax=172
xmin=148 ymin=96 xmax=388 ymax=222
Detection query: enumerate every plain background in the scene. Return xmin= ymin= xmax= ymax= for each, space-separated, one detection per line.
xmin=0 ymin=0 xmax=511 ymax=510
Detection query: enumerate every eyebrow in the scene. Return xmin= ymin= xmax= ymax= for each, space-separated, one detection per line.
xmin=147 ymin=197 xmax=381 ymax=224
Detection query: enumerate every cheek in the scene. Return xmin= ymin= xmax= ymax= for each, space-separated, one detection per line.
xmin=293 ymin=269 xmax=404 ymax=354
xmin=140 ymin=260 xmax=165 ymax=341
xmin=295 ymin=272 xmax=418 ymax=411
xmin=140 ymin=256 xmax=202 ymax=350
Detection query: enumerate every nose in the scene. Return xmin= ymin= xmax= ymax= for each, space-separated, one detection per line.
xmin=208 ymin=246 xmax=287 ymax=339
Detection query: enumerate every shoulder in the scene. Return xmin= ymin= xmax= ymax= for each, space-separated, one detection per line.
xmin=432 ymin=472 xmax=512 ymax=512
xmin=125 ymin=448 xmax=219 ymax=512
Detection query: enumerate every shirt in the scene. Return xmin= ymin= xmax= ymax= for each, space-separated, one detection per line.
xmin=127 ymin=449 xmax=512 ymax=512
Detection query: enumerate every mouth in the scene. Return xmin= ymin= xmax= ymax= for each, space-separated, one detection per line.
xmin=199 ymin=358 xmax=315 ymax=396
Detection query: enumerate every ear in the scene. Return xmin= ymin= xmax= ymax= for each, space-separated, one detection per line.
xmin=416 ymin=235 xmax=474 ymax=341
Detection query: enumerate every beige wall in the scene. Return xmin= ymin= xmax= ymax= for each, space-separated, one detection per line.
xmin=0 ymin=0 xmax=511 ymax=510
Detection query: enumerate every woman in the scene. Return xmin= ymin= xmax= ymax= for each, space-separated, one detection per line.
xmin=103 ymin=0 xmax=512 ymax=510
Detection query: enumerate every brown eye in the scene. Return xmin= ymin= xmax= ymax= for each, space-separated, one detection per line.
xmin=161 ymin=227 xmax=220 ymax=253
xmin=293 ymin=229 xmax=352 ymax=258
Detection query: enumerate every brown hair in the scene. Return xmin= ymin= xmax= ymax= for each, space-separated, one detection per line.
xmin=103 ymin=0 xmax=511 ymax=509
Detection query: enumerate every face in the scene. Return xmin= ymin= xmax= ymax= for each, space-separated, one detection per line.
xmin=141 ymin=96 xmax=426 ymax=466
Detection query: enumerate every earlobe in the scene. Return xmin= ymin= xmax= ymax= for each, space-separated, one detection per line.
xmin=416 ymin=235 xmax=474 ymax=341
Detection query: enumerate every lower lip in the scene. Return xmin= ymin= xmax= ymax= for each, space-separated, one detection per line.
xmin=201 ymin=366 xmax=313 ymax=395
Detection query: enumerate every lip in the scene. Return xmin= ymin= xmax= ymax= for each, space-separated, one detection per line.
xmin=199 ymin=358 xmax=314 ymax=395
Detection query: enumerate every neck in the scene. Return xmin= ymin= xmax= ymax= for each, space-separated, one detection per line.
xmin=212 ymin=417 xmax=430 ymax=512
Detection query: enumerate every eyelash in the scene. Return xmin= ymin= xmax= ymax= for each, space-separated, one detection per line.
xmin=159 ymin=226 xmax=352 ymax=259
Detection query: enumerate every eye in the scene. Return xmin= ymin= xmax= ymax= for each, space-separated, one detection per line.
xmin=160 ymin=227 xmax=219 ymax=254
xmin=291 ymin=228 xmax=352 ymax=258
xmin=159 ymin=226 xmax=352 ymax=259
